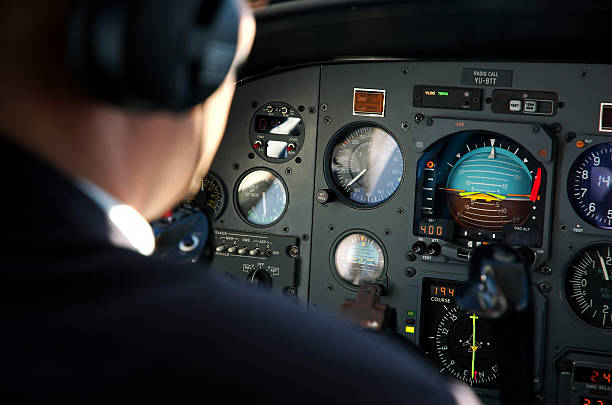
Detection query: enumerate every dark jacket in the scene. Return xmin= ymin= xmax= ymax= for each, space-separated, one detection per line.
xmin=0 ymin=138 xmax=460 ymax=403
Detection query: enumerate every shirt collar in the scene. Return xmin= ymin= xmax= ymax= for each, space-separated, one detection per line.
xmin=74 ymin=178 xmax=156 ymax=256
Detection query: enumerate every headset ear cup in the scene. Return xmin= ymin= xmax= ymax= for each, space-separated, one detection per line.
xmin=67 ymin=0 xmax=239 ymax=111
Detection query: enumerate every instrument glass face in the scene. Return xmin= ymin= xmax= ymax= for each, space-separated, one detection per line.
xmin=414 ymin=131 xmax=546 ymax=248
xmin=328 ymin=124 xmax=404 ymax=207
xmin=420 ymin=279 xmax=499 ymax=388
xmin=183 ymin=173 xmax=226 ymax=219
xmin=236 ymin=169 xmax=288 ymax=227
xmin=333 ymin=233 xmax=385 ymax=285
xmin=568 ymin=143 xmax=612 ymax=229
xmin=565 ymin=244 xmax=612 ymax=329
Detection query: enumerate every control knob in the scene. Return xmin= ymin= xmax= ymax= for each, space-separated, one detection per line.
xmin=247 ymin=268 xmax=272 ymax=290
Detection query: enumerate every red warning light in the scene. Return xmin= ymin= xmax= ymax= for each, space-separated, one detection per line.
xmin=426 ymin=161 xmax=435 ymax=169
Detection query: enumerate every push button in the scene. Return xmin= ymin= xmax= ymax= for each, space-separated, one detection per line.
xmin=523 ymin=100 xmax=537 ymax=113
xmin=509 ymin=100 xmax=522 ymax=112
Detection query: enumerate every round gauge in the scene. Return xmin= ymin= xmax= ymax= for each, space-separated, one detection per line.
xmin=236 ymin=169 xmax=288 ymax=227
xmin=434 ymin=307 xmax=499 ymax=387
xmin=328 ymin=123 xmax=404 ymax=207
xmin=444 ymin=137 xmax=539 ymax=231
xmin=568 ymin=143 xmax=612 ymax=229
xmin=565 ymin=244 xmax=612 ymax=329
xmin=333 ymin=232 xmax=385 ymax=286
xmin=182 ymin=173 xmax=226 ymax=219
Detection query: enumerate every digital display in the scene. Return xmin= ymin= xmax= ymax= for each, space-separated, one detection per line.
xmin=417 ymin=219 xmax=453 ymax=240
xmin=430 ymin=284 xmax=456 ymax=298
xmin=414 ymin=85 xmax=482 ymax=111
xmin=575 ymin=366 xmax=612 ymax=386
xmin=353 ymin=88 xmax=385 ymax=116
xmin=581 ymin=397 xmax=611 ymax=405
xmin=590 ymin=167 xmax=612 ymax=203
xmin=254 ymin=116 xmax=302 ymax=136
xmin=601 ymin=104 xmax=612 ymax=132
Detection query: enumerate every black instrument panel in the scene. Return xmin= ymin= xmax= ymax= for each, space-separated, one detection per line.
xmin=202 ymin=62 xmax=612 ymax=405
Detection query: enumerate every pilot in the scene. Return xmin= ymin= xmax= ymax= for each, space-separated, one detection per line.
xmin=0 ymin=1 xmax=480 ymax=403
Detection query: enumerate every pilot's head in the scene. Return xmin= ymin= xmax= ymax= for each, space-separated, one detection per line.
xmin=0 ymin=0 xmax=255 ymax=220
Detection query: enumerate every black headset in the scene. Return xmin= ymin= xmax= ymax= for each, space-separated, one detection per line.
xmin=67 ymin=0 xmax=240 ymax=111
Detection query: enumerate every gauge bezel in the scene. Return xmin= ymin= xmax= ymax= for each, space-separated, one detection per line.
xmin=324 ymin=121 xmax=405 ymax=209
xmin=562 ymin=242 xmax=612 ymax=333
xmin=567 ymin=142 xmax=612 ymax=230
xmin=193 ymin=171 xmax=227 ymax=220
xmin=233 ymin=167 xmax=289 ymax=228
xmin=329 ymin=229 xmax=388 ymax=291
xmin=249 ymin=101 xmax=304 ymax=164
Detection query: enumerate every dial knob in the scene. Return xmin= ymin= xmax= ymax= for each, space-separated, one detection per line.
xmin=412 ymin=241 xmax=427 ymax=255
xmin=247 ymin=269 xmax=272 ymax=290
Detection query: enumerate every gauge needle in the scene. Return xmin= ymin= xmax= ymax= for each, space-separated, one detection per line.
xmin=529 ymin=167 xmax=542 ymax=202
xmin=262 ymin=191 xmax=267 ymax=217
xmin=346 ymin=169 xmax=367 ymax=187
xmin=597 ymin=250 xmax=610 ymax=281
xmin=470 ymin=314 xmax=479 ymax=381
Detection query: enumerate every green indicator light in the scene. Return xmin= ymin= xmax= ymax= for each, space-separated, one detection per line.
xmin=438 ymin=91 xmax=449 ymax=96
xmin=406 ymin=310 xmax=415 ymax=317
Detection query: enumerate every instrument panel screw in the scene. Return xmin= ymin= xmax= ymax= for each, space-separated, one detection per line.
xmin=425 ymin=117 xmax=433 ymax=126
xmin=288 ymin=245 xmax=299 ymax=258
xmin=320 ymin=103 xmax=328 ymax=112
xmin=285 ymin=167 xmax=292 ymax=175
xmin=397 ymin=207 xmax=405 ymax=215
xmin=401 ymin=67 xmax=409 ymax=74
xmin=328 ymin=224 xmax=336 ymax=232
xmin=531 ymin=125 xmax=540 ymax=133
xmin=282 ymin=226 xmax=289 ymax=233
xmin=405 ymin=267 xmax=417 ymax=278
xmin=285 ymin=287 xmax=297 ymax=297
xmin=232 ymin=163 xmax=240 ymax=170
xmin=251 ymin=101 xmax=258 ymax=108
xmin=579 ymin=69 xmax=589 ymax=78
xmin=550 ymin=123 xmax=562 ymax=133
xmin=384 ymin=229 xmax=391 ymax=236
xmin=534 ymin=394 xmax=544 ymax=403
xmin=414 ymin=113 xmax=424 ymax=124
xmin=565 ymin=132 xmax=577 ymax=143
xmin=406 ymin=251 xmax=417 ymax=262
xmin=538 ymin=282 xmax=551 ymax=294
xmin=401 ymin=122 xmax=409 ymax=131
xmin=539 ymin=265 xmax=552 ymax=275
xmin=326 ymin=283 xmax=334 ymax=291
xmin=324 ymin=116 xmax=332 ymax=125
xmin=308 ymin=106 xmax=316 ymax=114
xmin=302 ymin=234 xmax=309 ymax=241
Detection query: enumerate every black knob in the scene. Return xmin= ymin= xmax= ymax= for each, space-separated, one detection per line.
xmin=246 ymin=269 xmax=272 ymax=290
xmin=316 ymin=189 xmax=336 ymax=204
xmin=426 ymin=242 xmax=441 ymax=256
xmin=412 ymin=241 xmax=427 ymax=255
